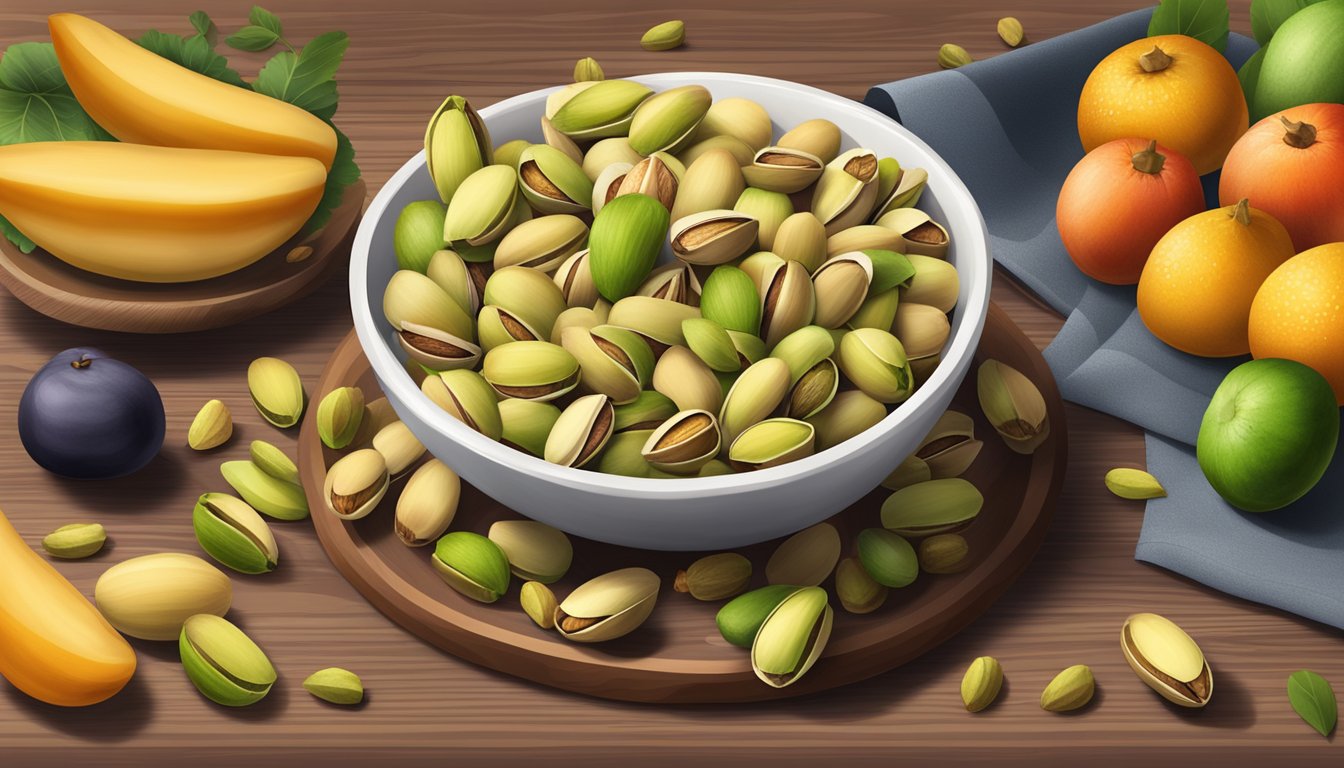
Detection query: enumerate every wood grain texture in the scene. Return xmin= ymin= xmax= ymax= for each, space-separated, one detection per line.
xmin=3 ymin=1 xmax=1338 ymax=765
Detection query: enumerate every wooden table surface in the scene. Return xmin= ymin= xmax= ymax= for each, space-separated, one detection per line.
xmin=3 ymin=0 xmax=1337 ymax=764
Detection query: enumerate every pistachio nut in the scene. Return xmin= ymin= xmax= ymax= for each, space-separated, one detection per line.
xmin=540 ymin=115 xmax=585 ymax=165
xmin=221 ymin=460 xmax=309 ymax=521
xmin=590 ymin=161 xmax=632 ymax=215
xmin=399 ymin=320 xmax=483 ymax=371
xmin=653 ymin=345 xmax=723 ymax=414
xmin=719 ymin=357 xmax=790 ymax=445
xmin=679 ymin=133 xmax=756 ymax=167
xmin=1041 ymin=665 xmax=1095 ymax=712
xmin=495 ymin=397 xmax=561 ymax=457
xmin=901 ymin=254 xmax=959 ymax=312
xmin=517 ymin=144 xmax=593 ymax=215
xmin=551 ymin=305 xmax=607 ymax=345
xmin=628 ymin=84 xmax=709 ymax=155
xmin=682 ymin=317 xmax=740 ymax=372
xmin=742 ymin=146 xmax=825 ymax=195
xmin=670 ymin=148 xmax=747 ymax=222
xmin=482 ymin=265 xmax=567 ymax=342
xmin=734 ymin=187 xmax=793 ymax=251
xmin=730 ymin=417 xmax=816 ymax=471
xmin=939 ymin=43 xmax=974 ymax=69
xmin=250 ymin=440 xmax=298 ymax=485
xmin=811 ymin=252 xmax=875 ymax=329
xmin=847 ymin=288 xmax=900 ymax=332
xmin=653 ymin=150 xmax=686 ymax=181
xmin=873 ymin=158 xmax=902 ymax=216
xmin=894 ymin=302 xmax=952 ymax=381
xmin=838 ymin=328 xmax=913 ymax=403
xmin=616 ymin=154 xmax=679 ymax=211
xmin=608 ymin=296 xmax=700 ymax=353
xmin=493 ymin=139 xmax=530 ymax=170
xmin=765 ymin=522 xmax=841 ymax=587
xmin=476 ymin=305 xmax=541 ymax=351
xmin=521 ymin=580 xmax=559 ymax=629
xmin=571 ymin=55 xmax=605 ymax=82
xmin=640 ymin=19 xmax=686 ymax=50
xmin=693 ymin=97 xmax=772 ymax=151
xmin=769 ymin=325 xmax=835 ymax=383
xmin=193 ymin=493 xmax=278 ymax=575
xmin=883 ymin=454 xmax=932 ymax=491
xmin=588 ymin=192 xmax=671 ymax=301
xmin=384 ymin=268 xmax=475 ymax=346
xmin=544 ymin=393 xmax=615 ymax=468
xmin=751 ymin=585 xmax=833 ymax=688
xmin=351 ymin=397 xmax=399 ymax=450
xmin=443 ymin=165 xmax=522 ymax=246
xmin=728 ymin=330 xmax=767 ymax=367
xmin=596 ymin=429 xmax=663 ymax=477
xmin=674 ymin=552 xmax=752 ymax=601
xmin=42 ymin=522 xmax=107 ymax=560
xmin=582 ymin=138 xmax=642 ymax=181
xmin=395 ymin=459 xmax=460 ymax=546
xmin=371 ymin=420 xmax=426 ymax=477
xmin=835 ymin=556 xmax=887 ymax=614
xmin=977 ymin=359 xmax=1050 ymax=454
xmin=772 ymin=212 xmax=829 ymax=272
xmin=613 ymin=390 xmax=679 ymax=433
xmin=699 ymin=265 xmax=761 ymax=336
xmin=556 ymin=567 xmax=660 ymax=643
xmin=492 ymin=214 xmax=589 ymax=273
xmin=247 ymin=356 xmax=306 ymax=429
xmin=998 ymin=16 xmax=1026 ymax=46
xmin=786 ymin=358 xmax=839 ymax=419
xmin=424 ymin=95 xmax=491 ymax=204
xmin=919 ymin=533 xmax=970 ymax=574
xmin=871 ymin=166 xmax=928 ymax=221
xmin=180 ymin=614 xmax=276 ymax=707
xmin=563 ymin=325 xmax=655 ymax=404
xmin=670 ymin=209 xmax=760 ymax=266
xmin=880 ymin=478 xmax=983 ymax=536
xmin=777 ymin=118 xmax=842 ymax=164
xmin=394 ymin=200 xmax=449 ymax=273
xmin=962 ymin=656 xmax=1004 ymax=713
xmin=488 ymin=519 xmax=574 ymax=584
xmin=95 ymin=553 xmax=232 ymax=641
xmin=715 ymin=584 xmax=797 ymax=648
xmin=825 ymin=225 xmax=902 ymax=257
xmin=1122 ymin=613 xmax=1212 ymax=708
xmin=303 ymin=667 xmax=364 ymax=706
xmin=812 ymin=149 xmax=881 ymax=235
xmin=550 ymin=79 xmax=652 ymax=140
xmin=757 ymin=259 xmax=817 ymax=349
xmin=315 ymin=387 xmax=365 ymax=451
xmin=641 ymin=409 xmax=722 ymax=474
xmin=1105 ymin=468 xmax=1167 ymax=500
xmin=481 ymin=341 xmax=580 ymax=402
xmin=189 ymin=399 xmax=232 ymax=451
xmin=323 ymin=449 xmax=390 ymax=521
xmin=638 ymin=262 xmax=702 ymax=307
xmin=914 ymin=410 xmax=983 ymax=479
xmin=876 ymin=207 xmax=950 ymax=259
xmin=857 ymin=527 xmax=918 ymax=588
xmin=423 ymin=369 xmax=503 ymax=440
xmin=431 ymin=531 xmax=511 ymax=603
xmin=545 ymin=80 xmax=599 ymax=120
xmin=808 ymin=389 xmax=887 ymax=451
xmin=694 ymin=454 xmax=735 ymax=476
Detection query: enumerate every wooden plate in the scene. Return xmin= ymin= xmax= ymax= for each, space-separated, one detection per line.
xmin=300 ymin=302 xmax=1067 ymax=703
xmin=0 ymin=179 xmax=365 ymax=333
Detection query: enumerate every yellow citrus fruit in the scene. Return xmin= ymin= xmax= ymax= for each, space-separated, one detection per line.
xmin=1249 ymin=243 xmax=1344 ymax=404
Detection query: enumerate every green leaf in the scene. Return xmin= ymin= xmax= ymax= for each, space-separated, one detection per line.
xmin=249 ymin=6 xmax=284 ymax=37
xmin=138 ymin=30 xmax=248 ymax=88
xmin=189 ymin=10 xmax=218 ymax=47
xmin=0 ymin=42 xmax=112 ymax=144
xmin=252 ymin=31 xmax=348 ymax=120
xmin=1250 ymin=0 xmax=1323 ymax=46
xmin=1148 ymin=0 xmax=1230 ymax=52
xmin=226 ymin=25 xmax=282 ymax=53
xmin=1288 ymin=670 xmax=1337 ymax=738
xmin=303 ymin=123 xmax=360 ymax=234
xmin=0 ymin=214 xmax=36 ymax=253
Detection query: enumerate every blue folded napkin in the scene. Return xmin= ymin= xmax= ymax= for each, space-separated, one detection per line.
xmin=866 ymin=10 xmax=1344 ymax=629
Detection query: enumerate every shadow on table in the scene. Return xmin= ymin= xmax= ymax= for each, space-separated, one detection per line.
xmin=2 ymin=672 xmax=154 ymax=741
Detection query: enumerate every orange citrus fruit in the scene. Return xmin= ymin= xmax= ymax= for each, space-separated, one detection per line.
xmin=1249 ymin=243 xmax=1344 ymax=404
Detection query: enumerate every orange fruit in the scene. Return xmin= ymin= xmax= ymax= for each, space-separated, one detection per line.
xmin=1138 ymin=200 xmax=1294 ymax=357
xmin=1078 ymin=35 xmax=1248 ymax=175
xmin=1249 ymin=243 xmax=1344 ymax=404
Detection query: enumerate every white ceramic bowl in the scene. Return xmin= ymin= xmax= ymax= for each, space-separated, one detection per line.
xmin=351 ymin=73 xmax=991 ymax=551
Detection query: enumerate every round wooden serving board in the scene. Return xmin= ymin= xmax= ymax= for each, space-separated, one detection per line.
xmin=0 ymin=179 xmax=365 ymax=334
xmin=300 ymin=302 xmax=1067 ymax=704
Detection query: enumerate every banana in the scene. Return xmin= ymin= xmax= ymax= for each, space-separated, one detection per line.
xmin=50 ymin=13 xmax=338 ymax=170
xmin=0 ymin=142 xmax=326 ymax=283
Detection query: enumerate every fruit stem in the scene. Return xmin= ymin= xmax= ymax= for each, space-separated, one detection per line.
xmin=1131 ymin=140 xmax=1166 ymax=174
xmin=1281 ymin=116 xmax=1318 ymax=149
xmin=1138 ymin=45 xmax=1172 ymax=73
xmin=1230 ymin=198 xmax=1252 ymax=226
xmin=70 ymin=357 xmax=92 ymax=370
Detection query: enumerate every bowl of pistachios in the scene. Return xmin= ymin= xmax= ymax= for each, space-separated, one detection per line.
xmin=349 ymin=72 xmax=991 ymax=551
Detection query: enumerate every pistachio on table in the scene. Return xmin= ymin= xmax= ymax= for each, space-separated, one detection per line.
xmin=193 ymin=493 xmax=279 ymax=574
xmin=1041 ymin=664 xmax=1096 ymax=712
xmin=751 ymin=586 xmax=833 ymax=688
xmin=674 ymin=552 xmax=752 ymax=601
xmin=42 ymin=522 xmax=107 ymax=560
xmin=962 ymin=656 xmax=1004 ymax=712
xmin=180 ymin=614 xmax=276 ymax=707
xmin=555 ymin=567 xmax=660 ymax=643
xmin=317 ymin=386 xmax=365 ymax=450
xmin=250 ymin=439 xmax=299 ymax=485
xmin=488 ymin=519 xmax=573 ymax=583
xmin=716 ymin=584 xmax=798 ymax=648
xmin=1122 ymin=613 xmax=1212 ymax=708
xmin=395 ymin=459 xmax=460 ymax=546
xmin=521 ymin=580 xmax=559 ymax=629
xmin=247 ymin=357 xmax=306 ymax=429
xmin=95 ymin=553 xmax=232 ymax=641
xmin=323 ymin=449 xmax=390 ymax=521
xmin=221 ymin=460 xmax=310 ymax=521
xmin=188 ymin=399 xmax=232 ymax=451
xmin=303 ymin=667 xmax=365 ymax=706
xmin=432 ymin=531 xmax=512 ymax=603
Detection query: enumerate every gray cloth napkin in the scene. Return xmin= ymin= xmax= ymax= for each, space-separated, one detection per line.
xmin=865 ymin=10 xmax=1344 ymax=629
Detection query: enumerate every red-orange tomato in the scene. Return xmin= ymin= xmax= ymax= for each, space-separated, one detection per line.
xmin=1219 ymin=103 xmax=1344 ymax=251
xmin=1057 ymin=138 xmax=1205 ymax=285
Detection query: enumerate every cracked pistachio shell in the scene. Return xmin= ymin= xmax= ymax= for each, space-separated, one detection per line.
xmin=728 ymin=330 xmax=767 ymax=367
xmin=769 ymin=325 xmax=835 ymax=383
xmin=1041 ymin=665 xmax=1095 ymax=712
xmin=901 ymin=254 xmax=959 ymax=312
xmin=977 ymin=359 xmax=1049 ymax=454
xmin=551 ymin=305 xmax=607 ymax=345
xmin=481 ymin=342 xmax=580 ymax=402
xmin=874 ymin=157 xmax=902 ymax=216
xmin=476 ymin=305 xmax=542 ymax=351
xmin=426 ymin=250 xmax=480 ymax=316
xmin=249 ymin=440 xmax=298 ymax=485
xmin=95 ymin=553 xmax=232 ymax=641
xmin=317 ymin=387 xmax=365 ymax=450
xmin=423 ymin=370 xmax=503 ymax=440
xmin=424 ymin=95 xmax=491 ymax=204
xmin=912 ymin=410 xmax=981 ymax=479
xmin=493 ymin=139 xmax=530 ymax=170
xmin=751 ymin=585 xmax=833 ymax=688
xmin=582 ymin=138 xmax=642 ymax=181
xmin=876 ymin=207 xmax=950 ymax=259
xmin=42 ymin=522 xmax=107 ymax=560
xmin=742 ymin=147 xmax=825 ymax=195
xmin=304 ymin=667 xmax=364 ymax=706
xmin=518 ymin=144 xmax=594 ymax=215
xmin=1122 ymin=613 xmax=1212 ymax=708
xmin=616 ymin=155 xmax=679 ymax=211
xmin=180 ymin=614 xmax=275 ymax=707
xmin=588 ymin=193 xmax=671 ymax=301
xmin=628 ymin=85 xmax=710 ymax=155
xmin=759 ymin=259 xmax=817 ymax=349
xmin=675 ymin=552 xmax=752 ymax=601
xmin=639 ymin=262 xmax=701 ymax=307
xmin=394 ymin=200 xmax=448 ymax=273
xmin=545 ymin=80 xmax=600 ymax=120
xmin=544 ymin=393 xmax=615 ymax=468
xmin=811 ymin=252 xmax=875 ymax=329
xmin=880 ymin=478 xmax=983 ymax=536
xmin=384 ymin=269 xmax=475 ymax=343
xmin=556 ymin=567 xmax=660 ymax=643
xmin=838 ymin=328 xmax=913 ymax=403
xmin=734 ymin=187 xmax=793 ymax=251
xmin=739 ymin=250 xmax=784 ymax=286
xmin=700 ymin=265 xmax=761 ymax=336
xmin=808 ymin=389 xmax=888 ymax=451
xmin=716 ymin=584 xmax=797 ymax=647
xmin=562 ymin=325 xmax=654 ymax=404
xmin=498 ymin=398 xmax=561 ymax=456
xmin=488 ymin=519 xmax=574 ymax=584
xmin=719 ymin=357 xmax=790 ymax=445
xmin=432 ymin=531 xmax=511 ymax=603
xmin=919 ymin=533 xmax=970 ymax=574
xmin=608 ymin=296 xmax=700 ymax=352
xmin=812 ymin=149 xmax=881 ymax=235
xmin=597 ymin=429 xmax=663 ymax=477
xmin=395 ymin=459 xmax=460 ymax=546
xmin=679 ymin=133 xmax=756 ymax=167
xmin=653 ymin=345 xmax=723 ymax=414
xmin=857 ymin=528 xmax=918 ymax=588
xmin=786 ymin=358 xmax=838 ymax=419
xmin=591 ymin=161 xmax=632 ymax=215
xmin=777 ymin=118 xmax=842 ymax=164
xmin=493 ymin=214 xmax=589 ymax=273
xmin=221 ymin=460 xmax=309 ymax=521
xmin=765 ymin=522 xmax=841 ymax=587
xmin=550 ymin=79 xmax=653 ymax=139
xmin=729 ymin=417 xmax=815 ymax=471
xmin=189 ymin=399 xmax=232 ymax=451
xmin=694 ymin=97 xmax=772 ymax=151
xmin=671 ymin=148 xmax=746 ymax=222
xmin=895 ymin=302 xmax=952 ymax=381
xmin=835 ymin=557 xmax=887 ymax=614
xmin=372 ymin=420 xmax=426 ymax=477
xmin=483 ymin=265 xmax=568 ymax=341
xmin=671 ymin=209 xmax=759 ymax=266
xmin=883 ymin=454 xmax=931 ymax=490
xmin=193 ymin=493 xmax=278 ymax=575
xmin=825 ymin=225 xmax=902 ymax=257
xmin=962 ymin=656 xmax=1004 ymax=712
xmin=772 ymin=212 xmax=829 ymax=273
xmin=397 ymin=318 xmax=481 ymax=372
xmin=641 ymin=409 xmax=722 ymax=474
xmin=613 ymin=390 xmax=678 ymax=433
xmin=521 ymin=581 xmax=559 ymax=629
xmin=652 ymin=151 xmax=685 ymax=181
xmin=247 ymin=357 xmax=305 ymax=429
xmin=443 ymin=165 xmax=521 ymax=246
xmin=540 ymin=115 xmax=584 ymax=165
xmin=873 ymin=166 xmax=928 ymax=221
xmin=323 ymin=449 xmax=390 ymax=520
xmin=682 ymin=317 xmax=740 ymax=372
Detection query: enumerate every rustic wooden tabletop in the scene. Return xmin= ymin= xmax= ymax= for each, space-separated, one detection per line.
xmin=2 ymin=0 xmax=1336 ymax=764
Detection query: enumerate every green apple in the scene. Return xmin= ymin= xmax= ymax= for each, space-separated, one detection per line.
xmin=1251 ymin=0 xmax=1344 ymax=121
xmin=1197 ymin=359 xmax=1339 ymax=512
